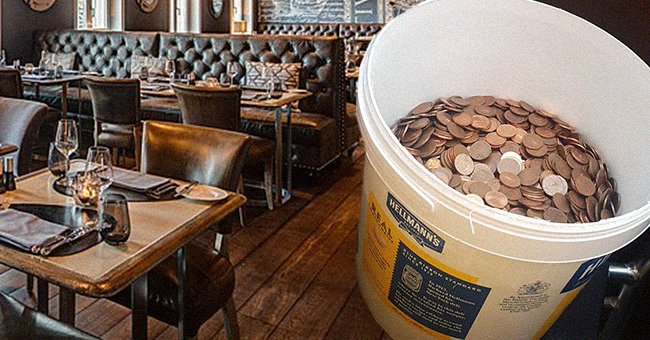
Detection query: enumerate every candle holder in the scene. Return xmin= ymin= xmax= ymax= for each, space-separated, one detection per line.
xmin=71 ymin=172 xmax=100 ymax=209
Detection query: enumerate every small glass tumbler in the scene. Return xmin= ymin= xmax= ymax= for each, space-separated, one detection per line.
xmin=71 ymin=172 xmax=100 ymax=209
xmin=99 ymin=193 xmax=131 ymax=245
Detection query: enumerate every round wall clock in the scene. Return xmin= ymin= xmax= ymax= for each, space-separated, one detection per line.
xmin=23 ymin=0 xmax=57 ymax=12
xmin=136 ymin=0 xmax=159 ymax=13
xmin=209 ymin=0 xmax=224 ymax=19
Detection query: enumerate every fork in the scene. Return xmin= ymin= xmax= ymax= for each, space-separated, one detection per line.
xmin=174 ymin=181 xmax=198 ymax=198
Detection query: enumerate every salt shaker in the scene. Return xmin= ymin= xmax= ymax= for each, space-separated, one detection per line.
xmin=4 ymin=158 xmax=15 ymax=191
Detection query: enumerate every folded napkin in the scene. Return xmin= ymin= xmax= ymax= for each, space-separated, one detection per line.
xmin=0 ymin=209 xmax=68 ymax=253
xmin=22 ymin=74 xmax=50 ymax=81
xmin=242 ymin=91 xmax=270 ymax=101
xmin=112 ymin=167 xmax=170 ymax=191
xmin=140 ymin=84 xmax=169 ymax=91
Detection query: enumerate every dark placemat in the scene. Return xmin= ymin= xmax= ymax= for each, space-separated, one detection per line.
xmin=9 ymin=204 xmax=102 ymax=256
xmin=52 ymin=180 xmax=179 ymax=202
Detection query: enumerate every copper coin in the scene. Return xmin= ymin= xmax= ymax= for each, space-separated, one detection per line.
xmin=471 ymin=115 xmax=491 ymax=130
xmin=468 ymin=141 xmax=492 ymax=161
xmin=528 ymin=113 xmax=550 ymax=127
xmin=447 ymin=122 xmax=467 ymax=139
xmin=574 ymin=175 xmax=596 ymax=197
xmin=482 ymin=151 xmax=502 ymax=173
xmin=519 ymin=168 xmax=541 ymax=186
xmin=500 ymin=141 xmax=520 ymax=154
xmin=453 ymin=112 xmax=473 ymax=127
xmin=499 ymin=186 xmax=522 ymax=201
xmin=509 ymin=207 xmax=527 ymax=216
xmin=449 ymin=96 xmax=470 ymax=107
xmin=552 ymin=193 xmax=572 ymax=213
xmin=544 ymin=207 xmax=568 ymax=223
xmin=535 ymin=126 xmax=556 ymax=139
xmin=526 ymin=144 xmax=548 ymax=158
xmin=485 ymin=132 xmax=506 ymax=147
xmin=410 ymin=102 xmax=434 ymax=115
xmin=449 ymin=174 xmax=462 ymax=188
xmin=519 ymin=100 xmax=535 ymax=113
xmin=510 ymin=106 xmax=529 ymax=116
xmin=409 ymin=117 xmax=431 ymax=130
xmin=436 ymin=111 xmax=453 ymax=125
xmin=469 ymin=181 xmax=492 ymax=198
xmin=504 ymin=110 xmax=527 ymax=124
xmin=496 ymin=124 xmax=517 ymax=138
xmin=485 ymin=190 xmax=508 ymax=209
xmin=567 ymin=191 xmax=586 ymax=210
xmin=522 ymin=133 xmax=545 ymax=150
xmin=500 ymin=171 xmax=521 ymax=188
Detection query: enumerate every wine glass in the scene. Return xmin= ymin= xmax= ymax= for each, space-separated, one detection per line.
xmin=85 ymin=146 xmax=114 ymax=197
xmin=47 ymin=142 xmax=67 ymax=179
xmin=54 ymin=119 xmax=79 ymax=186
xmin=227 ymin=62 xmax=238 ymax=86
xmin=0 ymin=50 xmax=6 ymax=68
xmin=261 ymin=64 xmax=275 ymax=100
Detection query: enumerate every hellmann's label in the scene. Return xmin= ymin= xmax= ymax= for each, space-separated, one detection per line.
xmin=363 ymin=191 xmax=491 ymax=339
xmin=387 ymin=193 xmax=445 ymax=253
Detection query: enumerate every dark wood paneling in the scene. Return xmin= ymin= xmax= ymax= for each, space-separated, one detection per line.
xmin=124 ymin=0 xmax=170 ymax=31
xmin=1 ymin=1 xmax=75 ymax=63
xmin=202 ymin=0 xmax=231 ymax=33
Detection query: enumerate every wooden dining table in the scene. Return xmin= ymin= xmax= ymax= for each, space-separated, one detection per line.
xmin=0 ymin=143 xmax=18 ymax=157
xmin=0 ymin=163 xmax=246 ymax=339
xmin=21 ymin=73 xmax=85 ymax=118
xmin=141 ymin=84 xmax=312 ymax=206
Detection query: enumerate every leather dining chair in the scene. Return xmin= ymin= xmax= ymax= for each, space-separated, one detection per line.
xmin=0 ymin=98 xmax=48 ymax=175
xmin=172 ymin=83 xmax=275 ymax=212
xmin=84 ymin=77 xmax=140 ymax=166
xmin=0 ymin=291 xmax=98 ymax=339
xmin=110 ymin=121 xmax=252 ymax=339
xmin=0 ymin=69 xmax=23 ymax=99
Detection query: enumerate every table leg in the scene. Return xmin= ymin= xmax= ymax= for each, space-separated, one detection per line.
xmin=59 ymin=287 xmax=76 ymax=326
xmin=177 ymin=246 xmax=187 ymax=340
xmin=61 ymin=82 xmax=68 ymax=119
xmin=132 ymin=274 xmax=148 ymax=340
xmin=37 ymin=279 xmax=48 ymax=313
xmin=285 ymin=105 xmax=293 ymax=196
xmin=274 ymin=107 xmax=284 ymax=206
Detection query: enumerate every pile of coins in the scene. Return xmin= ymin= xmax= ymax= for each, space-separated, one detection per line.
xmin=393 ymin=95 xmax=621 ymax=223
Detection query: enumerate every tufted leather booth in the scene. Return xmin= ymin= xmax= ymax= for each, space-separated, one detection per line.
xmin=31 ymin=30 xmax=351 ymax=171
xmin=258 ymin=22 xmax=384 ymax=39
xmin=257 ymin=23 xmax=340 ymax=37
xmin=33 ymin=30 xmax=159 ymax=78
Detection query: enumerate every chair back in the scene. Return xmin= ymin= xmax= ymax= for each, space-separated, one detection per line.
xmin=85 ymin=77 xmax=140 ymax=125
xmin=0 ymin=98 xmax=48 ymax=175
xmin=140 ymin=121 xmax=251 ymax=192
xmin=172 ymin=84 xmax=241 ymax=131
xmin=0 ymin=69 xmax=23 ymax=99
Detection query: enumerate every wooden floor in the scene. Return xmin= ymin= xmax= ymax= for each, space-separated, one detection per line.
xmin=0 ymin=155 xmax=391 ymax=339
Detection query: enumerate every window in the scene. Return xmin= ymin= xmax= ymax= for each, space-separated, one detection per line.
xmin=77 ymin=0 xmax=109 ymax=29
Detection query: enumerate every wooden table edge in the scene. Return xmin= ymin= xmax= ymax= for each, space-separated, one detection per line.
xmin=3 ymin=169 xmax=247 ymax=297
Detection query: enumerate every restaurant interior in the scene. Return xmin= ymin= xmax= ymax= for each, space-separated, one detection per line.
xmin=0 ymin=0 xmax=648 ymax=339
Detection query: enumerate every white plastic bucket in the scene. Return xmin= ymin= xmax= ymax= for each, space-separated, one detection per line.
xmin=355 ymin=0 xmax=650 ymax=339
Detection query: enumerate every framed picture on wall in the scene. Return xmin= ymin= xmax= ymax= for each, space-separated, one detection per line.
xmin=136 ymin=0 xmax=160 ymax=13
xmin=209 ymin=0 xmax=224 ymax=19
xmin=23 ymin=0 xmax=57 ymax=12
